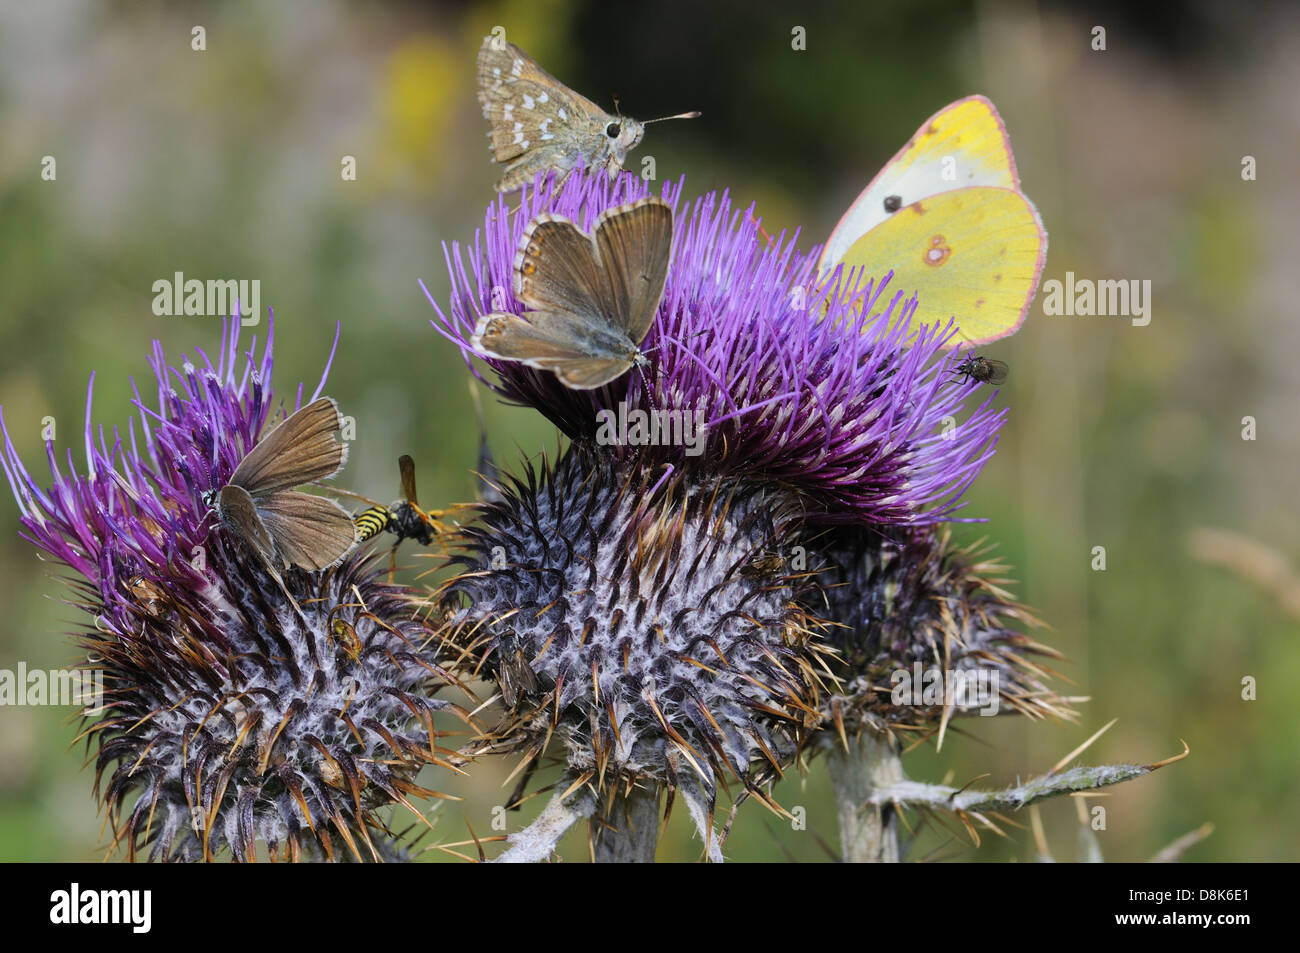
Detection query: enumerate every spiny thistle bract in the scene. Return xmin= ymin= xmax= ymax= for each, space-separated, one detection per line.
xmin=0 ymin=320 xmax=466 ymax=861
xmin=429 ymin=168 xmax=1006 ymax=525
xmin=811 ymin=524 xmax=1076 ymax=743
xmin=443 ymin=444 xmax=830 ymax=815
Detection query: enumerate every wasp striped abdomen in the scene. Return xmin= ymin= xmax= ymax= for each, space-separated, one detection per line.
xmin=353 ymin=506 xmax=391 ymax=542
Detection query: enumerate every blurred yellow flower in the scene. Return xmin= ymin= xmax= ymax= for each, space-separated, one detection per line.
xmin=376 ymin=35 xmax=462 ymax=190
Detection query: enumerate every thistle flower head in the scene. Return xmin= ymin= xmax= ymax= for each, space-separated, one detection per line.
xmin=0 ymin=319 xmax=462 ymax=861
xmin=445 ymin=444 xmax=828 ymax=810
xmin=430 ymin=168 xmax=1005 ymax=525
xmin=428 ymin=169 xmax=1057 ymax=856
xmin=811 ymin=525 xmax=1076 ymax=742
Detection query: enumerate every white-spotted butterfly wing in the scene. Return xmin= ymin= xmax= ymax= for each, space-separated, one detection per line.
xmin=472 ymin=198 xmax=673 ymax=390
xmin=476 ymin=36 xmax=643 ymax=193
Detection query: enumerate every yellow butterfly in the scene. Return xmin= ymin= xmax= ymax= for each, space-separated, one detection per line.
xmin=818 ymin=96 xmax=1047 ymax=347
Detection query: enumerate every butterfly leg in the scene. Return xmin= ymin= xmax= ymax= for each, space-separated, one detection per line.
xmin=546 ymin=165 xmax=576 ymax=200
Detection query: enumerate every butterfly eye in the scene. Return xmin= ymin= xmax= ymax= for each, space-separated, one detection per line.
xmin=605 ymin=122 xmax=620 ymax=138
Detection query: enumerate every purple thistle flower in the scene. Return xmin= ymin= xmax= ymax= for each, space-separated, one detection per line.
xmin=0 ymin=318 xmax=465 ymax=862
xmin=428 ymin=168 xmax=1006 ymax=525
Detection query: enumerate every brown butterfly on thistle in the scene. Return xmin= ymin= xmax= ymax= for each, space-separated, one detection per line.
xmin=476 ymin=33 xmax=700 ymax=192
xmin=203 ymin=396 xmax=358 ymax=581
xmin=471 ymin=197 xmax=673 ymax=390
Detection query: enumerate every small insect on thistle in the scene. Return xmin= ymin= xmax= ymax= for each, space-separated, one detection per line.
xmin=329 ymin=618 xmax=363 ymax=662
xmin=740 ymin=549 xmax=787 ymax=580
xmin=353 ymin=454 xmax=453 ymax=549
xmin=125 ymin=574 xmax=169 ymax=618
xmin=952 ymin=354 xmax=1009 ymax=386
xmin=497 ymin=644 xmax=539 ymax=708
xmin=476 ymin=35 xmax=700 ymax=192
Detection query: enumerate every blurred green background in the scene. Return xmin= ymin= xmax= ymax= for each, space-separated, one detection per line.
xmin=1 ymin=0 xmax=1296 ymax=862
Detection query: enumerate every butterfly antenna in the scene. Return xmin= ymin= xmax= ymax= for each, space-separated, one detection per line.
xmin=643 ymin=110 xmax=702 ymax=123
xmin=612 ymin=93 xmax=622 ymax=118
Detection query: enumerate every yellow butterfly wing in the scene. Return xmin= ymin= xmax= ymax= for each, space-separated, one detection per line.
xmin=843 ymin=187 xmax=1047 ymax=346
xmin=820 ymin=96 xmax=1022 ymax=270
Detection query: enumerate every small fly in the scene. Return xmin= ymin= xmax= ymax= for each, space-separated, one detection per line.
xmin=952 ymin=354 xmax=1009 ymax=386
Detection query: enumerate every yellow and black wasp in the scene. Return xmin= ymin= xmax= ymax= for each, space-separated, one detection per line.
xmin=353 ymin=455 xmax=458 ymax=567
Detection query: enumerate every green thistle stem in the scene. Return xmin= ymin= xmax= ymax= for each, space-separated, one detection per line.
xmin=591 ymin=784 xmax=661 ymax=863
xmin=863 ymin=762 xmax=1157 ymax=812
xmin=827 ymin=732 xmax=904 ymax=863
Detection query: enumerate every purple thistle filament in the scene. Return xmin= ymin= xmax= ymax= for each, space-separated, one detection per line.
xmin=2 ymin=321 xmax=287 ymax=592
